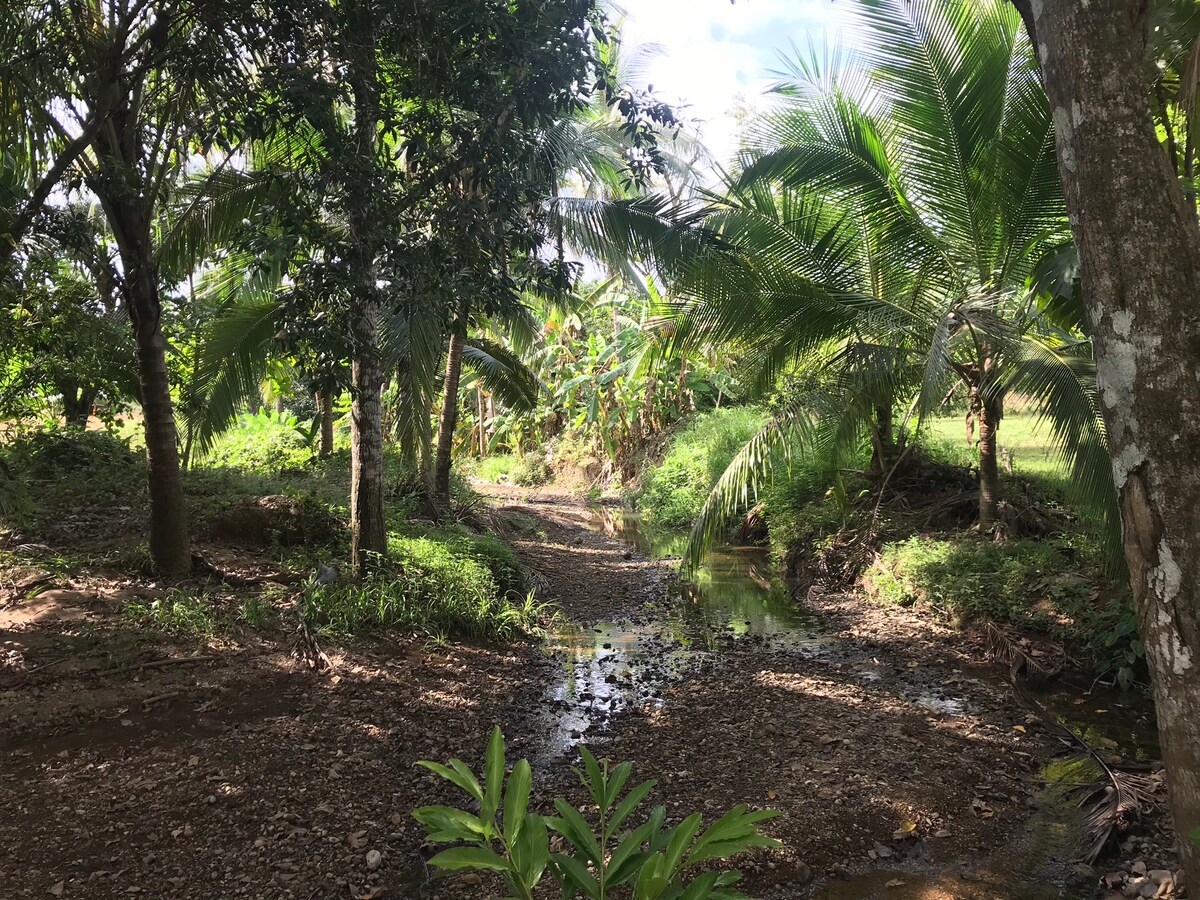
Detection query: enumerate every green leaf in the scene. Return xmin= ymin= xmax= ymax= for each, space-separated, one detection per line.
xmin=427 ymin=846 xmax=510 ymax=873
xmin=549 ymin=801 xmax=603 ymax=865
xmin=504 ymin=758 xmax=532 ymax=842
xmin=606 ymin=778 xmax=656 ymax=840
xmin=605 ymin=760 xmax=634 ymax=810
xmin=578 ymin=746 xmax=606 ymax=808
xmin=551 ymin=851 xmax=602 ymax=900
xmin=510 ymin=811 xmax=550 ymax=890
xmin=483 ymin=726 xmax=505 ymax=821
xmin=412 ymin=805 xmax=489 ymax=843
xmin=416 ymin=759 xmax=483 ymax=802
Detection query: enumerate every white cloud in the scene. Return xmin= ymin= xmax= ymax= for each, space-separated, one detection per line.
xmin=616 ymin=0 xmax=850 ymax=164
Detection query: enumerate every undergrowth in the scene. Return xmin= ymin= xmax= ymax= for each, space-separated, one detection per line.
xmin=636 ymin=407 xmax=766 ymax=528
xmin=301 ymin=524 xmax=547 ymax=639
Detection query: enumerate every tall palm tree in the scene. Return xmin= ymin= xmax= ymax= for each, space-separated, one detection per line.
xmin=673 ymin=0 xmax=1116 ymax=563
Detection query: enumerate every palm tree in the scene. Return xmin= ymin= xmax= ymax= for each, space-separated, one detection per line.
xmin=673 ymin=0 xmax=1116 ymax=563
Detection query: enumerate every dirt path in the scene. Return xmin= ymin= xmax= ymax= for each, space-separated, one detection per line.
xmin=0 ymin=489 xmax=1175 ymax=899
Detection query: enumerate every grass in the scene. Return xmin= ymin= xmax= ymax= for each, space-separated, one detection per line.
xmin=636 ymin=406 xmax=767 ymax=527
xmin=1 ymin=421 xmax=549 ymax=646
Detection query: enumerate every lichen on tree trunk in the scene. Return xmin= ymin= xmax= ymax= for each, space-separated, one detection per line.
xmin=1015 ymin=0 xmax=1200 ymax=882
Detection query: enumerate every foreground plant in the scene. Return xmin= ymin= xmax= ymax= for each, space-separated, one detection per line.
xmin=415 ymin=727 xmax=780 ymax=899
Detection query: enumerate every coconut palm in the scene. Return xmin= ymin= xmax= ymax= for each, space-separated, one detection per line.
xmin=674 ymin=0 xmax=1117 ymax=565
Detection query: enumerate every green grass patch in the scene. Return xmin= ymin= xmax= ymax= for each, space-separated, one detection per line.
xmin=864 ymin=532 xmax=1138 ymax=663
xmin=637 ymin=406 xmax=767 ymax=528
xmin=302 ymin=524 xmax=546 ymax=639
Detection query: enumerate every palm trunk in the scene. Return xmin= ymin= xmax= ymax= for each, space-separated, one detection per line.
xmin=316 ymin=389 xmax=335 ymax=458
xmin=433 ymin=297 xmax=470 ymax=504
xmin=130 ymin=275 xmax=192 ymax=575
xmin=1016 ymin=0 xmax=1200 ymax=884
xmin=977 ymin=402 xmax=1000 ymax=532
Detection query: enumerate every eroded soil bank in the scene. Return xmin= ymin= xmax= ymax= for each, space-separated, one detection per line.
xmin=0 ymin=487 xmax=1179 ymax=899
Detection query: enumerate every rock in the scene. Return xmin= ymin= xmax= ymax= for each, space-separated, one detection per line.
xmin=1125 ymin=878 xmax=1150 ymax=898
xmin=209 ymin=495 xmax=339 ymax=548
xmin=365 ymin=849 xmax=382 ymax=870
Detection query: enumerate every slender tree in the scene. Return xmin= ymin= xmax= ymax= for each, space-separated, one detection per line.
xmin=0 ymin=1 xmax=266 ymax=573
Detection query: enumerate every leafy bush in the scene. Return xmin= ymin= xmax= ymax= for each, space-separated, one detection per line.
xmin=471 ymin=454 xmax=523 ymax=484
xmin=1 ymin=427 xmax=144 ymax=514
xmin=513 ymin=452 xmax=553 ymax=487
xmin=638 ymin=408 xmax=766 ymax=528
xmin=415 ymin=727 xmax=780 ymax=900
xmin=124 ymin=590 xmax=216 ymax=636
xmin=202 ymin=410 xmax=314 ymax=473
xmin=302 ymin=525 xmax=537 ymax=638
xmin=865 ymin=534 xmax=1110 ymax=638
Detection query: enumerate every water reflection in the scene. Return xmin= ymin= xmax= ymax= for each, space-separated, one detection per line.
xmin=535 ymin=507 xmax=825 ymax=758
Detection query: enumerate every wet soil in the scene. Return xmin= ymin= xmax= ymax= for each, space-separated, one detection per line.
xmin=0 ymin=487 xmax=1178 ymax=899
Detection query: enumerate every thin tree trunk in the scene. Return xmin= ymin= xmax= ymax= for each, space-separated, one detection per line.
xmin=130 ymin=276 xmax=192 ymax=575
xmin=1016 ymin=0 xmax=1200 ymax=883
xmin=344 ymin=0 xmax=387 ymax=576
xmin=977 ymin=402 xmax=1000 ymax=532
xmin=58 ymin=380 xmax=95 ymax=428
xmin=316 ymin=389 xmax=335 ymax=458
xmin=349 ymin=293 xmax=386 ymax=572
xmin=433 ymin=296 xmax=470 ymax=504
xmin=477 ymin=388 xmax=487 ymax=456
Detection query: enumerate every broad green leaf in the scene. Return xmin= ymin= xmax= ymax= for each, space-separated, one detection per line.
xmin=483 ymin=726 xmax=505 ymax=821
xmin=427 ymin=846 xmax=509 ymax=873
xmin=413 ymin=805 xmax=489 ymax=842
xmin=551 ymin=851 xmax=601 ymax=900
xmin=549 ymin=801 xmax=603 ymax=865
xmin=511 ymin=811 xmax=550 ymax=889
xmin=504 ymin=758 xmax=532 ymax=842
xmin=606 ymin=778 xmax=657 ymax=839
xmin=416 ymin=759 xmax=483 ymax=802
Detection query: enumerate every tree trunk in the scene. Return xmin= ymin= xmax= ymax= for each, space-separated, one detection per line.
xmin=58 ymin=380 xmax=96 ymax=428
xmin=1016 ymin=0 xmax=1200 ymax=882
xmin=976 ymin=401 xmax=1000 ymax=532
xmin=344 ymin=0 xmax=387 ymax=576
xmin=433 ymin=296 xmax=470 ymax=504
xmin=316 ymin=389 xmax=335 ymax=458
xmin=130 ymin=275 xmax=192 ymax=575
xmin=349 ymin=294 xmax=387 ymax=574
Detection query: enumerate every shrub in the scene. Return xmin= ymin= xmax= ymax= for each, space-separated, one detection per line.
xmin=1 ymin=427 xmax=144 ymax=514
xmin=301 ymin=525 xmax=537 ymax=638
xmin=513 ymin=452 xmax=553 ymax=487
xmin=637 ymin=407 xmax=766 ymax=528
xmin=865 ymin=534 xmax=1113 ymax=642
xmin=202 ymin=410 xmax=314 ymax=473
xmin=415 ymin=727 xmax=781 ymax=900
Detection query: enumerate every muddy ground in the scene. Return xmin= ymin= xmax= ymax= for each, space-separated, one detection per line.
xmin=0 ymin=487 xmax=1180 ymax=899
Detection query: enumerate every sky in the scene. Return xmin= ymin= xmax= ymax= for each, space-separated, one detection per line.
xmin=617 ymin=0 xmax=851 ymax=165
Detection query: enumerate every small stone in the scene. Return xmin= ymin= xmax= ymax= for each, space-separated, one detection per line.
xmin=365 ymin=849 xmax=382 ymax=870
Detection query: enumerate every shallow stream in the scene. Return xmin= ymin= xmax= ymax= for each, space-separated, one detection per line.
xmin=537 ymin=506 xmax=1159 ymax=898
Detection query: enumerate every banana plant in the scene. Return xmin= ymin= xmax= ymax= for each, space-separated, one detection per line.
xmin=415 ymin=727 xmax=780 ymax=900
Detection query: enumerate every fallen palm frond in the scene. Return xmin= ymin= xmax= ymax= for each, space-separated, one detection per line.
xmin=1074 ymin=765 xmax=1161 ymax=863
xmin=988 ymin=622 xmax=1162 ymax=863
xmin=984 ymin=620 xmax=1065 ymax=680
